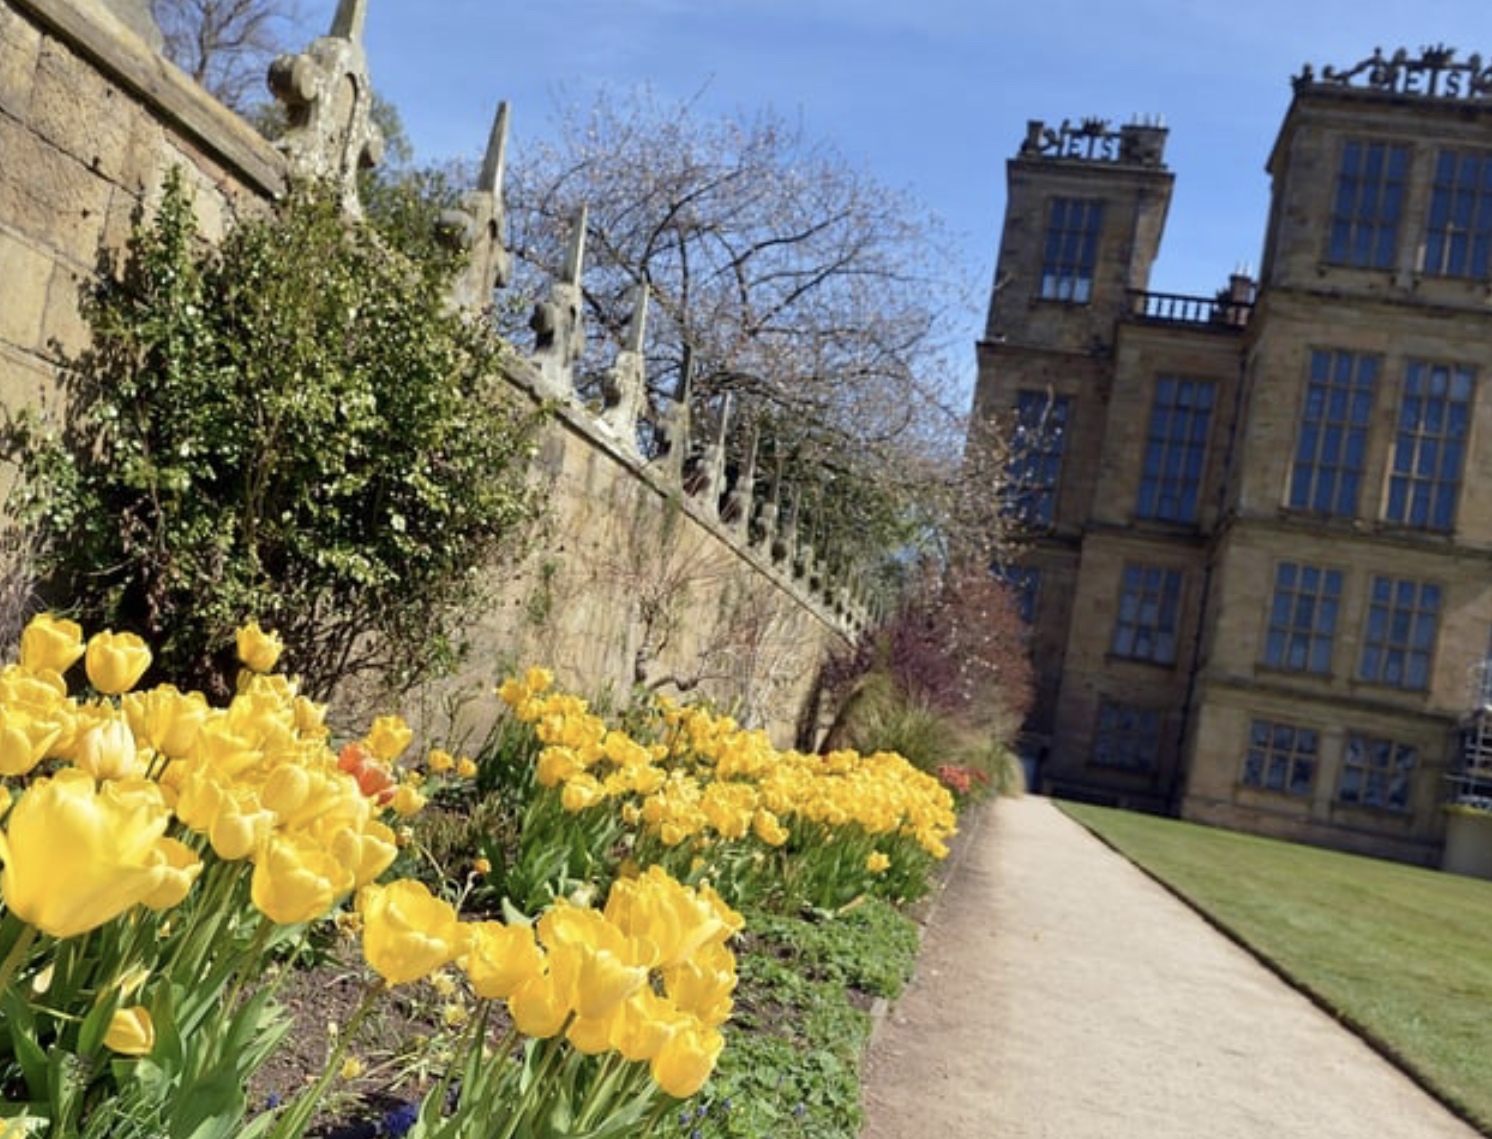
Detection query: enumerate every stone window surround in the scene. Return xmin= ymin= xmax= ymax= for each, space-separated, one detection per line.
xmin=1003 ymin=389 xmax=1070 ymax=529
xmin=1241 ymin=717 xmax=1318 ymax=798
xmin=1135 ymin=374 xmax=1215 ymax=525
xmin=1357 ymin=573 xmax=1441 ymax=691
xmin=1261 ymin=559 xmax=1343 ymax=675
xmin=1286 ymin=347 xmax=1378 ymax=519
xmin=1337 ymin=732 xmax=1417 ymax=813
xmin=1108 ymin=562 xmax=1183 ymax=666
xmin=1383 ymin=358 xmax=1473 ymax=533
xmin=1037 ymin=197 xmax=1104 ymax=304
xmin=1090 ymin=699 xmax=1162 ymax=773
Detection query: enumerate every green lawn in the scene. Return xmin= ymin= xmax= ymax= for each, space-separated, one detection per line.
xmin=1060 ymin=802 xmax=1492 ymax=1133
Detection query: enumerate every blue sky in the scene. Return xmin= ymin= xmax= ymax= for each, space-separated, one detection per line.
xmin=298 ymin=1 xmax=1489 ymax=370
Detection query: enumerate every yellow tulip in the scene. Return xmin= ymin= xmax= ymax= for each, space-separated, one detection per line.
xmin=456 ymin=756 xmax=478 ymax=779
xmin=524 ymin=666 xmax=555 ymax=693
xmin=358 ymin=879 xmax=465 ymax=986
xmin=328 ymin=820 xmax=398 ymax=888
xmin=389 ymin=784 xmax=426 ymax=818
xmin=560 ymin=772 xmax=605 ymax=813
xmin=649 ymin=1019 xmax=723 ymax=1098
xmin=508 ymin=970 xmax=570 ymax=1038
xmin=0 ymin=770 xmax=172 ymax=938
xmin=209 ymin=803 xmax=276 ymax=861
xmin=103 ymin=1005 xmax=155 ymax=1056
xmin=261 ymin=763 xmax=311 ymax=819
xmin=74 ymin=716 xmax=144 ymax=781
xmin=866 ymin=851 xmax=891 ymax=874
xmin=84 ymin=630 xmax=152 ymax=695
xmin=251 ymin=832 xmax=351 ymax=924
xmin=0 ymin=705 xmax=61 ymax=777
xmin=363 ymin=715 xmax=413 ymax=762
xmin=427 ymin=748 xmax=455 ymax=773
xmin=610 ymin=988 xmax=680 ymax=1063
xmin=752 ymin=808 xmax=789 ymax=847
xmin=19 ymin=613 xmax=85 ymax=674
xmin=235 ymin=622 xmax=284 ymax=673
xmin=123 ymin=685 xmax=209 ymax=758
xmin=663 ymin=950 xmax=736 ymax=1027
xmin=141 ymin=837 xmax=202 ymax=910
xmin=462 ymin=920 xmax=544 ymax=1000
xmin=566 ymin=1012 xmax=617 ymax=1056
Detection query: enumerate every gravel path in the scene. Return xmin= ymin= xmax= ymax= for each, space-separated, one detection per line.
xmin=860 ymin=795 xmax=1483 ymax=1139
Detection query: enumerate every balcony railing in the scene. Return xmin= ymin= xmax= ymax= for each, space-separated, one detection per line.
xmin=1126 ymin=289 xmax=1252 ymax=329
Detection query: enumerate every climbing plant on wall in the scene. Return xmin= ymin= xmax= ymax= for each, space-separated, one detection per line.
xmin=2 ymin=169 xmax=538 ymax=702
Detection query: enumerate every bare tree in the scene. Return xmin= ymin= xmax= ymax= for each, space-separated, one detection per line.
xmin=505 ymin=87 xmax=983 ymax=569
xmin=150 ymin=0 xmax=302 ymax=113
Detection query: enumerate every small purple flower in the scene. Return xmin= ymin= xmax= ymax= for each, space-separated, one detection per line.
xmin=381 ymin=1101 xmax=419 ymax=1137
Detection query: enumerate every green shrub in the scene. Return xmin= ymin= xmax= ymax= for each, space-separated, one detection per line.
xmin=3 ymin=169 xmax=537 ymax=701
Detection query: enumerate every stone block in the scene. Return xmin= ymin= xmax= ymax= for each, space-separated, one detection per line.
xmin=0 ymin=4 xmax=39 ymax=118
xmin=31 ymin=37 xmax=133 ymax=185
xmin=0 ymin=227 xmax=50 ymax=349
xmin=0 ymin=118 xmax=109 ymax=267
xmin=41 ymin=261 xmax=89 ymax=360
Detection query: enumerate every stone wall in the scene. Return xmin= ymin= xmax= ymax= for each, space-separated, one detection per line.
xmin=0 ymin=0 xmax=853 ymax=743
xmin=0 ymin=0 xmax=282 ymax=415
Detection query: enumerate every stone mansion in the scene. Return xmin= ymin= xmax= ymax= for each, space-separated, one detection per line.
xmin=973 ymin=47 xmax=1492 ymax=867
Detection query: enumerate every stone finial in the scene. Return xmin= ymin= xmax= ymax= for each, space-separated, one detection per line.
xmin=686 ymin=394 xmax=732 ymax=509
xmin=438 ymin=103 xmax=512 ymax=314
xmin=720 ymin=422 xmax=759 ymax=537
xmin=268 ymin=0 xmax=384 ymax=218
xmin=648 ymin=350 xmax=692 ymax=485
xmin=599 ymin=284 xmax=649 ymax=450
xmin=530 ymin=205 xmax=588 ymax=400
xmin=773 ymin=485 xmax=798 ymax=568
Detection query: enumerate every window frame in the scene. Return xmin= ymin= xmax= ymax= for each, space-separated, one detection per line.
xmin=1109 ymin=563 xmax=1183 ymax=666
xmin=1003 ymin=390 xmax=1071 ymax=528
xmin=1262 ymin=561 xmax=1343 ymax=675
xmin=1039 ymin=197 xmax=1104 ymax=304
xmin=1326 ymin=138 xmax=1409 ymax=270
xmin=1357 ymin=575 xmax=1441 ymax=691
xmin=1135 ymin=376 xmax=1215 ymax=525
xmin=1091 ymin=701 xmax=1162 ymax=773
xmin=1241 ymin=718 xmax=1318 ymax=798
xmin=1287 ymin=348 xmax=1378 ymax=518
xmin=1337 ymin=734 xmax=1417 ymax=813
xmin=1424 ymin=148 xmax=1492 ymax=280
xmin=1383 ymin=359 xmax=1473 ymax=533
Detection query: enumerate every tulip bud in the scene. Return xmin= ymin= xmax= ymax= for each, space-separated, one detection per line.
xmin=19 ymin=613 xmax=85 ymax=674
xmin=364 ymin=715 xmax=413 ymax=763
xmin=84 ymin=631 xmax=152 ymax=695
xmin=236 ymin=622 xmax=284 ymax=673
xmin=75 ymin=717 xmax=143 ymax=781
xmin=104 ymin=1005 xmax=156 ymax=1056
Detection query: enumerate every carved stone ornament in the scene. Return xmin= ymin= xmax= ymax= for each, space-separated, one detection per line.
xmin=1020 ymin=117 xmax=1167 ymax=168
xmin=530 ymin=206 xmax=588 ymax=401
xmin=1296 ymin=45 xmax=1492 ymax=99
xmin=438 ymin=103 xmax=513 ymax=314
xmin=268 ymin=0 xmax=384 ymax=217
xmin=598 ymin=284 xmax=649 ymax=451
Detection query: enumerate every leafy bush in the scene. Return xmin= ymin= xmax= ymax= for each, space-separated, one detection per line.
xmin=2 ymin=170 xmax=537 ymax=701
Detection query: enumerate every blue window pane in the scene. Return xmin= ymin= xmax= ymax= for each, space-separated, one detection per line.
xmin=1041 ymin=197 xmax=1104 ymax=303
xmin=1137 ymin=377 xmax=1213 ymax=524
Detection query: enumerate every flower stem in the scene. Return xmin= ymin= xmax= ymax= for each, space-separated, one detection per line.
xmin=0 ymin=922 xmax=38 ymax=997
xmin=267 ymin=980 xmax=384 ymax=1139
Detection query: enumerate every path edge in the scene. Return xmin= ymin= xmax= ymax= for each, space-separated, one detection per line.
xmin=1057 ymin=800 xmax=1492 ymax=1139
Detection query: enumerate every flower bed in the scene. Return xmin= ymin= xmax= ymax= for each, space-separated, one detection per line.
xmin=0 ymin=619 xmax=958 ymax=1137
